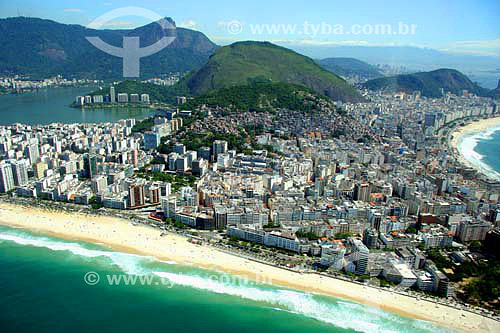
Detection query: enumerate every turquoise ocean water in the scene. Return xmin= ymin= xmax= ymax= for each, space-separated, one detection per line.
xmin=0 ymin=225 xmax=450 ymax=333
xmin=458 ymin=127 xmax=500 ymax=181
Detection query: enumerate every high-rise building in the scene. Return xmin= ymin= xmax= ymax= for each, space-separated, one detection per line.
xmin=354 ymin=183 xmax=371 ymax=202
xmin=197 ymin=147 xmax=211 ymax=161
xmin=363 ymin=228 xmax=378 ymax=249
xmin=212 ymin=140 xmax=228 ymax=161
xmin=131 ymin=149 xmax=139 ymax=166
xmin=10 ymin=159 xmax=29 ymax=186
xmin=320 ymin=242 xmax=345 ymax=271
xmin=130 ymin=93 xmax=140 ymax=103
xmin=110 ymin=86 xmax=116 ymax=103
xmin=34 ymin=161 xmax=48 ymax=179
xmin=173 ymin=143 xmax=186 ymax=155
xmin=125 ymin=119 xmax=136 ymax=128
xmin=144 ymin=132 xmax=161 ymax=150
xmin=168 ymin=153 xmax=178 ymax=171
xmin=424 ymin=113 xmax=437 ymax=129
xmin=186 ymin=151 xmax=197 ymax=168
xmin=179 ymin=186 xmax=197 ymax=207
xmin=192 ymin=159 xmax=208 ymax=176
xmin=176 ymin=156 xmax=188 ymax=172
xmin=161 ymin=196 xmax=177 ymax=219
xmin=93 ymin=95 xmax=104 ymax=103
xmin=149 ymin=185 xmax=160 ymax=204
xmin=24 ymin=143 xmax=40 ymax=165
xmin=140 ymin=94 xmax=150 ymax=104
xmin=117 ymin=93 xmax=128 ymax=103
xmin=370 ymin=212 xmax=383 ymax=232
xmin=91 ymin=175 xmax=108 ymax=194
xmin=349 ymin=238 xmax=370 ymax=275
xmin=160 ymin=183 xmax=171 ymax=197
xmin=456 ymin=219 xmax=492 ymax=242
xmin=176 ymin=96 xmax=187 ymax=105
xmin=0 ymin=161 xmax=15 ymax=193
xmin=129 ymin=184 xmax=145 ymax=208
xmin=83 ymin=154 xmax=98 ymax=179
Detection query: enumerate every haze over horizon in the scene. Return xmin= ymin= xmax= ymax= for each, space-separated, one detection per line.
xmin=1 ymin=0 xmax=499 ymax=58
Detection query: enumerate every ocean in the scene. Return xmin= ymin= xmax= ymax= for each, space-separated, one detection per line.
xmin=0 ymin=225 xmax=449 ymax=333
xmin=458 ymin=127 xmax=500 ymax=181
xmin=0 ymin=86 xmax=153 ymax=125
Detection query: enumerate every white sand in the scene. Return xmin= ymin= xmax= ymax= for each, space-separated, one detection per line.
xmin=449 ymin=116 xmax=500 ymax=179
xmin=0 ymin=202 xmax=498 ymax=332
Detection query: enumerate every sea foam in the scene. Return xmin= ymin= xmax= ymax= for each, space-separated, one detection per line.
xmin=458 ymin=126 xmax=500 ymax=181
xmin=0 ymin=230 xmax=151 ymax=275
xmin=153 ymin=271 xmax=449 ymax=333
xmin=0 ymin=228 xmax=450 ymax=333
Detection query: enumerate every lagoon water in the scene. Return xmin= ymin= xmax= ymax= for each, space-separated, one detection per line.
xmin=0 ymin=226 xmax=449 ymax=333
xmin=0 ymin=86 xmax=153 ymax=125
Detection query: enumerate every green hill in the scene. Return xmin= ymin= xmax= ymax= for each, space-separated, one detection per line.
xmin=180 ymin=82 xmax=333 ymax=112
xmin=363 ymin=68 xmax=490 ymax=98
xmin=0 ymin=17 xmax=217 ymax=79
xmin=181 ymin=41 xmax=363 ymax=103
xmin=317 ymin=57 xmax=383 ymax=79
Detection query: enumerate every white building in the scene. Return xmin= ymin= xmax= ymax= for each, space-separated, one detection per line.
xmin=10 ymin=159 xmax=29 ymax=186
xmin=213 ymin=140 xmax=228 ymax=161
xmin=0 ymin=161 xmax=15 ymax=193
xmin=320 ymin=242 xmax=346 ymax=271
xmin=91 ymin=175 xmax=108 ymax=194
xmin=117 ymin=93 xmax=129 ymax=103
xmin=161 ymin=196 xmax=177 ymax=218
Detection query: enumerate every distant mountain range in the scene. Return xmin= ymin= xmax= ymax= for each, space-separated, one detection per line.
xmin=287 ymin=45 xmax=500 ymax=89
xmin=2 ymin=17 xmax=498 ymax=103
xmin=180 ymin=41 xmax=364 ymax=103
xmin=317 ymin=57 xmax=383 ymax=79
xmin=0 ymin=17 xmax=217 ymax=79
xmin=363 ymin=68 xmax=499 ymax=99
xmin=489 ymin=83 xmax=500 ymax=100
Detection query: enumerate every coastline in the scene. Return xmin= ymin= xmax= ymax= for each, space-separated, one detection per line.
xmin=449 ymin=116 xmax=500 ymax=181
xmin=0 ymin=202 xmax=498 ymax=332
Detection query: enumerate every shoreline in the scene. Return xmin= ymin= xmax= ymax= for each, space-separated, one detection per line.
xmin=449 ymin=116 xmax=500 ymax=181
xmin=0 ymin=202 xmax=498 ymax=332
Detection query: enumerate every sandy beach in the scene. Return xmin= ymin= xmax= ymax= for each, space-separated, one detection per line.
xmin=0 ymin=202 xmax=498 ymax=332
xmin=449 ymin=116 xmax=500 ymax=180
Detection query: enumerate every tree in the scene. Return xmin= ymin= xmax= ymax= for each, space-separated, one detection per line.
xmin=89 ymin=196 xmax=103 ymax=210
xmin=296 ymin=231 xmax=320 ymax=241
xmin=469 ymin=241 xmax=482 ymax=251
xmin=334 ymin=232 xmax=353 ymax=240
xmin=406 ymin=227 xmax=418 ymax=235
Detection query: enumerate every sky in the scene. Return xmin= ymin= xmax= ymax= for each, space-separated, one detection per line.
xmin=1 ymin=0 xmax=499 ymax=57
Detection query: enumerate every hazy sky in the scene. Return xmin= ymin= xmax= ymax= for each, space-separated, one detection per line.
xmin=1 ymin=0 xmax=499 ymax=56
